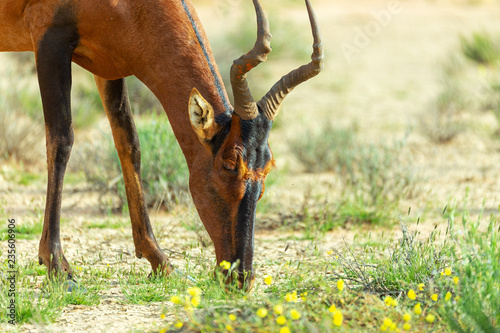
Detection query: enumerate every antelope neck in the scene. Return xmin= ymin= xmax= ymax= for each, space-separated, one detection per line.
xmin=180 ymin=0 xmax=232 ymax=113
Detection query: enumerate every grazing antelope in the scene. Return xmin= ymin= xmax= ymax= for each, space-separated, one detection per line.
xmin=0 ymin=0 xmax=323 ymax=289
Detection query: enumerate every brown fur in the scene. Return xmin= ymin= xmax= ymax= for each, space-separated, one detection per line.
xmin=2 ymin=0 xmax=280 ymax=288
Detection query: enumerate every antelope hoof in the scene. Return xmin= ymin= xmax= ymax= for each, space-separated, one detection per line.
xmin=237 ymin=271 xmax=256 ymax=292
xmin=38 ymin=250 xmax=73 ymax=278
xmin=218 ymin=268 xmax=256 ymax=292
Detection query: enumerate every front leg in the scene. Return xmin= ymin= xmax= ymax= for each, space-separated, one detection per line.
xmin=94 ymin=76 xmax=173 ymax=275
xmin=35 ymin=13 xmax=79 ymax=278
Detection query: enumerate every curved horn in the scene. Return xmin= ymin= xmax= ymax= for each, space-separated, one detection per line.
xmin=230 ymin=0 xmax=272 ymax=120
xmin=258 ymin=0 xmax=324 ymax=121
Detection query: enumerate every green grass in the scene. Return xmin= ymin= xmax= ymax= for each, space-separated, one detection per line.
xmin=119 ymin=266 xmax=173 ymax=304
xmin=138 ymin=115 xmax=190 ymax=208
xmin=423 ymin=32 xmax=500 ymax=141
xmin=0 ymin=211 xmax=43 ymax=240
xmin=440 ymin=205 xmax=500 ymax=332
xmin=0 ymin=196 xmax=497 ymax=331
xmin=460 ymin=32 xmax=500 ymax=66
xmin=156 ymin=205 xmax=499 ymax=332
xmin=289 ymin=123 xmax=416 ymax=227
xmin=77 ymin=114 xmax=190 ymax=212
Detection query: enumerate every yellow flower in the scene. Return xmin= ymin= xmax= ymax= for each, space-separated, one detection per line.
xmin=337 ymin=279 xmax=345 ymax=292
xmin=453 ymin=276 xmax=459 ymax=285
xmin=383 ymin=318 xmax=393 ymax=327
xmin=403 ymin=313 xmax=411 ymax=322
xmin=184 ymin=305 xmax=194 ymax=312
xmin=332 ymin=310 xmax=343 ymax=326
xmin=274 ymin=304 xmax=284 ymax=315
xmin=445 ymin=292 xmax=452 ymax=302
xmin=425 ymin=314 xmax=435 ymax=323
xmin=170 ymin=295 xmax=182 ymax=304
xmin=276 ymin=315 xmax=287 ymax=325
xmin=285 ymin=291 xmax=298 ymax=302
xmin=256 ymin=308 xmax=268 ymax=318
xmin=160 ymin=313 xmax=166 ymax=319
xmin=191 ymin=296 xmax=201 ymax=307
xmin=444 ymin=267 xmax=452 ymax=276
xmin=159 ymin=329 xmax=167 ymax=333
xmin=228 ymin=314 xmax=237 ymax=321
xmin=431 ymin=294 xmax=438 ymax=302
xmin=327 ymin=250 xmax=333 ymax=255
xmin=414 ymin=303 xmax=422 ymax=315
xmin=220 ymin=260 xmax=231 ymax=270
xmin=403 ymin=323 xmax=411 ymax=331
xmin=290 ymin=309 xmax=301 ymax=320
xmin=301 ymin=292 xmax=308 ymax=300
xmin=383 ymin=296 xmax=398 ymax=307
xmin=328 ymin=304 xmax=337 ymax=313
xmin=226 ymin=324 xmax=233 ymax=331
xmin=280 ymin=327 xmax=291 ymax=333
xmin=390 ymin=323 xmax=397 ymax=331
xmin=174 ymin=321 xmax=183 ymax=328
xmin=408 ymin=289 xmax=416 ymax=300
xmin=417 ymin=283 xmax=425 ymax=291
xmin=187 ymin=287 xmax=202 ymax=297
xmin=264 ymin=275 xmax=272 ymax=285
xmin=380 ymin=324 xmax=388 ymax=332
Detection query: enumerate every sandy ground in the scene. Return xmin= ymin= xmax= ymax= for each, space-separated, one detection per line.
xmin=1 ymin=0 xmax=500 ymax=332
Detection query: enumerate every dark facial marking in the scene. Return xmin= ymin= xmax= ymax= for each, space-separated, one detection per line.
xmin=239 ymin=114 xmax=273 ymax=172
xmin=235 ymin=180 xmax=263 ymax=271
xmin=208 ymin=113 xmax=232 ymax=155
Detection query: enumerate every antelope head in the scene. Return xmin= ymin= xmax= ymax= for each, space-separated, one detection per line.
xmin=187 ymin=0 xmax=323 ymax=290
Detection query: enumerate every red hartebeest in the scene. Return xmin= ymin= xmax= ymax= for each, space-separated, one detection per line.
xmin=0 ymin=0 xmax=323 ymax=289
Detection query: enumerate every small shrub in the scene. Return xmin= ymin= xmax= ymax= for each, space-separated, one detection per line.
xmin=71 ymin=77 xmax=104 ymax=129
xmin=329 ymin=217 xmax=454 ymax=294
xmin=75 ymin=114 xmax=190 ymax=211
xmin=441 ymin=208 xmax=500 ymax=332
xmin=126 ymin=76 xmax=163 ymax=114
xmin=138 ymin=116 xmax=190 ymax=208
xmin=7 ymin=53 xmax=103 ymax=129
xmin=460 ymin=32 xmax=500 ymax=66
xmin=0 ymin=98 xmax=45 ymax=165
xmin=290 ymin=123 xmax=357 ymax=173
xmin=290 ymin=123 xmax=416 ymax=224
xmin=420 ymin=57 xmax=468 ymax=143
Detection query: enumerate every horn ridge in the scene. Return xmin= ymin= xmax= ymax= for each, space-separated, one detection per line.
xmin=258 ymin=0 xmax=324 ymax=121
xmin=230 ymin=0 xmax=272 ymax=120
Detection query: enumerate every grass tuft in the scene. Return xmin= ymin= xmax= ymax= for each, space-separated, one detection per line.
xmin=290 ymin=123 xmax=416 ymax=226
xmin=75 ymin=114 xmax=190 ymax=212
xmin=460 ymin=32 xmax=500 ymax=66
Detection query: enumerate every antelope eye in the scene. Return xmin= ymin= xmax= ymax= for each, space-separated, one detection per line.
xmin=222 ymin=161 xmax=237 ymax=173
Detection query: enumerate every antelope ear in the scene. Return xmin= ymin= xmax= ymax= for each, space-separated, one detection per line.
xmin=189 ymin=88 xmax=221 ymax=143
